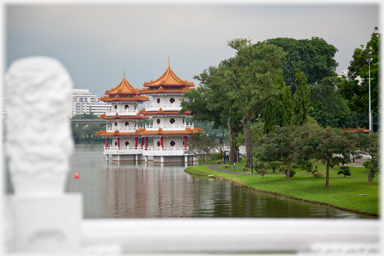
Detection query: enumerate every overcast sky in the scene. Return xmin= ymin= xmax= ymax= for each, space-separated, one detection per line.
xmin=5 ymin=3 xmax=380 ymax=97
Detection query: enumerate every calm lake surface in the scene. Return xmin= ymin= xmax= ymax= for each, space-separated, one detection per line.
xmin=61 ymin=144 xmax=373 ymax=219
xmin=5 ymin=143 xmax=373 ymax=219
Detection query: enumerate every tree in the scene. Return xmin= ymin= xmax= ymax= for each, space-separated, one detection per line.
xmin=297 ymin=127 xmax=355 ymax=188
xmin=181 ymin=66 xmax=243 ymax=164
xmin=337 ymin=166 xmax=351 ymax=178
xmin=71 ymin=124 xmax=83 ymax=143
xmin=337 ymin=28 xmax=380 ymax=130
xmin=308 ymin=77 xmax=351 ymax=128
xmin=221 ymin=39 xmax=287 ymax=167
xmin=256 ymin=126 xmax=299 ymax=179
xmin=291 ymin=68 xmax=311 ymax=126
xmin=266 ymin=37 xmax=338 ymax=92
xmin=262 ymin=77 xmax=292 ymax=133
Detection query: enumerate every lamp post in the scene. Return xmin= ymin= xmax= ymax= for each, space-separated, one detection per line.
xmin=366 ymin=58 xmax=373 ymax=132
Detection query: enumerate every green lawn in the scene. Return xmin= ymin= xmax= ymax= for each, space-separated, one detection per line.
xmin=185 ymin=159 xmax=380 ymax=216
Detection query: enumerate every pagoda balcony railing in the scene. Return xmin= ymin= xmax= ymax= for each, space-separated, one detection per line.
xmin=144 ymin=123 xmax=194 ymax=131
xmin=145 ymin=103 xmax=181 ymax=111
xmin=104 ymin=146 xmax=142 ymax=154
xmin=105 ymin=109 xmax=137 ymax=116
xmin=106 ymin=125 xmax=140 ymax=132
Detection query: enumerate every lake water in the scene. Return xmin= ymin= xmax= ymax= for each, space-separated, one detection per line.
xmin=58 ymin=143 xmax=373 ymax=219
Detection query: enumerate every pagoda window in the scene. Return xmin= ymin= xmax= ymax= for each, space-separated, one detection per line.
xmin=157 ymin=98 xmax=160 ymax=104
xmin=125 ymin=105 xmax=129 ymax=109
xmin=115 ymin=142 xmax=118 ymax=146
xmin=125 ymin=122 xmax=129 ymax=126
xmin=157 ymin=141 xmax=161 ymax=147
xmin=125 ymin=141 xmax=129 ymax=146
xmin=114 ymin=105 xmax=117 ymax=109
xmin=170 ymin=118 xmax=175 ymax=124
xmin=183 ymin=118 xmax=185 ymax=124
xmin=115 ymin=122 xmax=117 ymax=126
xmin=157 ymin=119 xmax=160 ymax=124
xmin=170 ymin=141 xmax=176 ymax=147
xmin=170 ymin=98 xmax=175 ymax=103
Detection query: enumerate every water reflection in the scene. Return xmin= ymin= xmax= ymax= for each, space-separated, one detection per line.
xmin=61 ymin=144 xmax=373 ymax=219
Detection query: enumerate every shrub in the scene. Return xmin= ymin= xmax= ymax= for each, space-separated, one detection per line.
xmin=313 ymin=171 xmax=324 ymax=178
xmin=267 ymin=161 xmax=280 ymax=174
xmin=279 ymin=165 xmax=287 ymax=173
xmin=337 ymin=166 xmax=351 ymax=178
xmin=258 ymin=168 xmax=268 ymax=179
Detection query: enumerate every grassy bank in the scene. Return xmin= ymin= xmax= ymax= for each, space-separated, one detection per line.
xmin=185 ymin=159 xmax=379 ymax=216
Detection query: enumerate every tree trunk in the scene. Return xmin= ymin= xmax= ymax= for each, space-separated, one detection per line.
xmin=242 ymin=118 xmax=253 ymax=167
xmin=286 ymin=158 xmax=291 ymax=180
xmin=325 ymin=160 xmax=330 ymax=188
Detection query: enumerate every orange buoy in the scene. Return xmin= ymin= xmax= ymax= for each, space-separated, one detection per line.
xmin=74 ymin=173 xmax=80 ymax=179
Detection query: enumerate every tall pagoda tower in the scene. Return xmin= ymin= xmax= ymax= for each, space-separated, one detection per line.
xmin=138 ymin=59 xmax=203 ymax=165
xmin=96 ymin=75 xmax=149 ymax=162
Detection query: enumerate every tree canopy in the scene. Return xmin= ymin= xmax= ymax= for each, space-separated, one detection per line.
xmin=337 ymin=27 xmax=380 ymax=119
xmin=266 ymin=37 xmax=338 ymax=92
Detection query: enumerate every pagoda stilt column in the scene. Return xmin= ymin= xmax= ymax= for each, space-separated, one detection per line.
xmin=161 ymin=137 xmax=164 ymax=150
xmin=184 ymin=136 xmax=187 ymax=150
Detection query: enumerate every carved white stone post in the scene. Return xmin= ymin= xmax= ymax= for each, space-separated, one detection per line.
xmin=5 ymin=57 xmax=82 ymax=252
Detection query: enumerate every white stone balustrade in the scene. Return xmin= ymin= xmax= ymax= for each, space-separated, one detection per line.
xmin=144 ymin=123 xmax=194 ymax=131
xmin=105 ymin=109 xmax=137 ymax=116
xmin=146 ymin=103 xmax=181 ymax=111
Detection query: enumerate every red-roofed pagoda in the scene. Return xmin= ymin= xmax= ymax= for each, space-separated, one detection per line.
xmin=96 ymin=60 xmax=203 ymax=165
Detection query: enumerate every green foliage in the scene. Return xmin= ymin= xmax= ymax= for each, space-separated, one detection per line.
xmin=262 ymin=77 xmax=293 ymax=133
xmin=278 ymin=165 xmax=287 ymax=173
xmin=71 ymin=124 xmax=83 ymax=143
xmin=337 ymin=28 xmax=380 ymax=119
xmin=259 ymin=168 xmax=268 ymax=179
xmin=308 ymin=77 xmax=352 ymax=128
xmin=267 ymin=161 xmax=280 ymax=174
xmin=266 ymin=37 xmax=338 ymax=93
xmin=295 ymin=126 xmax=356 ymax=188
xmin=313 ymin=171 xmax=324 ymax=178
xmin=363 ymin=158 xmax=379 ymax=183
xmin=291 ymin=68 xmax=310 ymax=126
xmin=337 ymin=166 xmax=351 ymax=178
xmin=71 ymin=113 xmax=99 ymax=119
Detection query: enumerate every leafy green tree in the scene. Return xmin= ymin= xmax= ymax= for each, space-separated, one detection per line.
xmin=308 ymin=77 xmax=351 ymax=128
xmin=296 ymin=127 xmax=356 ymax=188
xmin=337 ymin=166 xmax=351 ymax=178
xmin=291 ymin=68 xmax=311 ymax=126
xmin=363 ymin=157 xmax=379 ymax=183
xmin=337 ymin=28 xmax=380 ymax=130
xmin=267 ymin=161 xmax=280 ymax=174
xmin=182 ymin=66 xmax=243 ymax=164
xmin=71 ymin=124 xmax=83 ymax=143
xmin=266 ymin=37 xmax=338 ymax=92
xmin=262 ymin=77 xmax=293 ymax=133
xmin=221 ymin=38 xmax=287 ymax=167
xmin=256 ymin=126 xmax=299 ymax=179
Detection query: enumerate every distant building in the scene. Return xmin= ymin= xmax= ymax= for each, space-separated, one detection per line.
xmin=71 ymin=89 xmax=112 ymax=117
xmin=337 ymin=69 xmax=362 ymax=85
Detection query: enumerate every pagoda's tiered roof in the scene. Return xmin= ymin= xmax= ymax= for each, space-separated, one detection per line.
xmin=100 ymin=94 xmax=149 ymax=102
xmin=139 ymin=108 xmax=191 ymax=116
xmin=142 ymin=63 xmax=195 ymax=88
xmin=102 ymin=76 xmax=149 ymax=102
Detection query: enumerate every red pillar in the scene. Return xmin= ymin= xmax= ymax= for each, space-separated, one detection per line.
xmin=184 ymin=136 xmax=187 ymax=150
xmin=117 ymin=138 xmax=120 ymax=148
xmin=106 ymin=138 xmax=109 ymax=148
xmin=161 ymin=137 xmax=164 ymax=149
xmin=142 ymin=137 xmax=144 ymax=149
xmin=145 ymin=137 xmax=148 ymax=150
xmin=135 ymin=137 xmax=138 ymax=149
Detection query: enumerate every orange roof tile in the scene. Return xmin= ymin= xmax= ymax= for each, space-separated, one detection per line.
xmin=100 ymin=95 xmax=149 ymax=102
xmin=99 ymin=113 xmax=149 ymax=120
xmin=142 ymin=62 xmax=194 ymax=88
xmin=105 ymin=77 xmax=140 ymax=96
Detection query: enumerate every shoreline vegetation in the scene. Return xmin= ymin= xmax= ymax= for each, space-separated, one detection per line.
xmin=184 ymin=159 xmax=379 ymax=218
